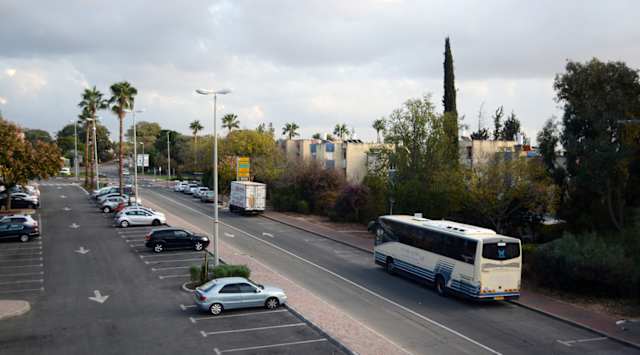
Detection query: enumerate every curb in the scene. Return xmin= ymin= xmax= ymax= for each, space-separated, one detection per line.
xmin=285 ymin=304 xmax=357 ymax=355
xmin=181 ymin=282 xmax=195 ymax=293
xmin=509 ymin=300 xmax=640 ymax=350
xmin=261 ymin=214 xmax=373 ymax=255
xmin=0 ymin=301 xmax=31 ymax=321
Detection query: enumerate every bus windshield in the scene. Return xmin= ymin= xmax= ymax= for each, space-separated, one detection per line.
xmin=482 ymin=242 xmax=520 ymax=260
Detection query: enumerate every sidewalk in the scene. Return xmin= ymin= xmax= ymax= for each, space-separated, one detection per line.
xmin=262 ymin=210 xmax=640 ymax=350
xmin=0 ymin=300 xmax=30 ymax=321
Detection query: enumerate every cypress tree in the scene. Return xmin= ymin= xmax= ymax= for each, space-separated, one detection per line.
xmin=442 ymin=37 xmax=459 ymax=164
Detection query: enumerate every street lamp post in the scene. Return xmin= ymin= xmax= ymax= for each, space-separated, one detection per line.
xmin=167 ymin=131 xmax=171 ymax=183
xmin=196 ymin=88 xmax=232 ymax=268
xmin=140 ymin=142 xmax=145 ymax=174
xmin=73 ymin=119 xmax=79 ymax=181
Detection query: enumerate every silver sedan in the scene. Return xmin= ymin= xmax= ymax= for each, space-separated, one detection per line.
xmin=194 ymin=277 xmax=287 ymax=315
xmin=115 ymin=209 xmax=166 ymax=228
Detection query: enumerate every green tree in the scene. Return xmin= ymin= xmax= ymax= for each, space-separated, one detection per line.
xmin=109 ymin=81 xmax=137 ymax=195
xmin=0 ymin=118 xmax=62 ymax=209
xmin=79 ymin=86 xmax=108 ymax=189
xmin=282 ymin=122 xmax=299 ymax=139
xmin=466 ymin=157 xmax=559 ymax=234
xmin=311 ymin=132 xmax=322 ymax=139
xmin=554 ymin=58 xmax=640 ymax=231
xmin=442 ymin=37 xmax=459 ymax=163
xmin=372 ymin=118 xmax=385 ymax=143
xmin=333 ymin=123 xmax=349 ymax=139
xmin=492 ymin=106 xmax=504 ymax=140
xmin=189 ymin=120 xmax=204 ymax=168
xmin=221 ymin=114 xmax=239 ymax=133
xmin=24 ymin=129 xmax=53 ymax=144
xmin=500 ymin=111 xmax=521 ymax=140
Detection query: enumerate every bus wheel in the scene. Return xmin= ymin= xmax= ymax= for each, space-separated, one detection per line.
xmin=435 ymin=275 xmax=447 ymax=297
xmin=385 ymin=258 xmax=395 ymax=275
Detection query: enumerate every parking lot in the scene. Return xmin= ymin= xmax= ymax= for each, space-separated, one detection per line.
xmin=107 ymin=222 xmax=347 ymax=354
xmin=0 ymin=235 xmax=44 ymax=298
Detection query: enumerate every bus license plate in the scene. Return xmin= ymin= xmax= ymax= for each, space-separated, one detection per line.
xmin=494 ymin=296 xmax=504 ymax=300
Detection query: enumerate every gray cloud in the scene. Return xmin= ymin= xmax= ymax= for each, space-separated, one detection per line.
xmin=1 ymin=0 xmax=639 ymax=143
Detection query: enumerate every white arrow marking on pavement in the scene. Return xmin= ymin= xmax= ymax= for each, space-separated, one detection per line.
xmin=57 ymin=186 xmax=62 ymax=190
xmin=70 ymin=223 xmax=80 ymax=229
xmin=60 ymin=195 xmax=67 ymax=199
xmin=63 ymin=207 xmax=72 ymax=211
xmin=224 ymin=232 xmax=235 ymax=238
xmin=262 ymin=232 xmax=274 ymax=238
xmin=75 ymin=246 xmax=90 ymax=254
xmin=88 ymin=290 xmax=109 ymax=304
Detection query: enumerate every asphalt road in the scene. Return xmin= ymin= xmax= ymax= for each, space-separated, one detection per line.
xmin=140 ymin=185 xmax=640 ymax=355
xmin=0 ymin=182 xmax=345 ymax=355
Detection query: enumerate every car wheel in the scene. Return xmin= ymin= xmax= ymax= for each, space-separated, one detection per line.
xmin=265 ymin=297 xmax=279 ymax=310
xmin=209 ymin=303 xmax=223 ymax=315
xmin=19 ymin=234 xmax=30 ymax=243
xmin=194 ymin=242 xmax=204 ymax=251
xmin=435 ymin=275 xmax=447 ymax=297
xmin=385 ymin=257 xmax=395 ymax=274
xmin=120 ymin=220 xmax=129 ymax=228
xmin=152 ymin=219 xmax=160 ymax=226
xmin=153 ymin=243 xmax=164 ymax=253
xmin=103 ymin=206 xmax=110 ymax=213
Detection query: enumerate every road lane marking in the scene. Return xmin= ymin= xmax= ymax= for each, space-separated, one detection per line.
xmin=190 ymin=309 xmax=288 ymax=323
xmin=214 ymin=339 xmax=328 ymax=354
xmin=201 ymin=323 xmax=305 ymax=336
xmin=145 ymin=188 xmax=501 ymax=355
xmin=153 ymin=265 xmax=208 ymax=271
xmin=224 ymin=232 xmax=235 ymax=238
xmin=144 ymin=258 xmax=203 ymax=264
xmin=0 ymin=250 xmax=43 ymax=256
xmin=75 ymin=247 xmax=90 ymax=254
xmin=0 ymin=252 xmax=43 ymax=258
xmin=262 ymin=232 xmax=274 ymax=238
xmin=557 ymin=337 xmax=608 ymax=347
xmin=180 ymin=304 xmax=196 ymax=310
xmin=88 ymin=290 xmax=109 ymax=303
xmin=0 ymin=264 xmax=44 ymax=268
xmin=0 ymin=257 xmax=43 ymax=263
xmin=69 ymin=223 xmax=80 ymax=229
xmin=0 ymin=246 xmax=42 ymax=251
xmin=140 ymin=252 xmax=199 ymax=259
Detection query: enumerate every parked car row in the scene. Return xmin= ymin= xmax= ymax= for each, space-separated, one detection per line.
xmin=0 ymin=183 xmax=41 ymax=243
xmin=91 ymin=185 xmax=165 ymax=228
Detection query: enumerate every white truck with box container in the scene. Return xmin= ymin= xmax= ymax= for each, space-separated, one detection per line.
xmin=229 ymin=181 xmax=266 ymax=214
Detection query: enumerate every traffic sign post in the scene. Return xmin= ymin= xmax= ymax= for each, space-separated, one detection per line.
xmin=236 ymin=157 xmax=250 ymax=181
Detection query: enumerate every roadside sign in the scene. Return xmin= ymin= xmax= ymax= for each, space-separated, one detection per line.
xmin=236 ymin=157 xmax=250 ymax=181
xmin=136 ymin=154 xmax=149 ymax=167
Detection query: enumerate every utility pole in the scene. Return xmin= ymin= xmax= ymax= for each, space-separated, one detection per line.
xmin=167 ymin=131 xmax=171 ymax=184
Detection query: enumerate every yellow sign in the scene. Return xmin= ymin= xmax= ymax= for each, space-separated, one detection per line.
xmin=236 ymin=157 xmax=250 ymax=180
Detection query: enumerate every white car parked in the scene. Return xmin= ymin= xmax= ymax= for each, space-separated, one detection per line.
xmin=116 ymin=209 xmax=166 ymax=228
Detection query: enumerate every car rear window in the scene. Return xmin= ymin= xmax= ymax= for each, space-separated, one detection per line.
xmin=200 ymin=280 xmax=217 ymax=292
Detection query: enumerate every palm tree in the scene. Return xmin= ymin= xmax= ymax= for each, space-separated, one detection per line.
xmin=372 ymin=118 xmax=386 ymax=143
xmin=222 ymin=114 xmax=239 ymax=133
xmin=333 ymin=123 xmax=349 ymax=140
xmin=77 ymin=109 xmax=91 ymax=187
xmin=109 ymin=81 xmax=137 ymax=195
xmin=189 ymin=120 xmax=203 ymax=168
xmin=282 ymin=122 xmax=299 ymax=139
xmin=78 ymin=86 xmax=108 ymax=189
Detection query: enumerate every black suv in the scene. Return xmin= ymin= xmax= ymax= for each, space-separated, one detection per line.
xmin=145 ymin=228 xmax=209 ymax=253
xmin=0 ymin=222 xmax=40 ymax=242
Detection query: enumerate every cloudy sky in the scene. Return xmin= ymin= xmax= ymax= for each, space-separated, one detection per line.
xmin=1 ymin=0 xmax=639 ymax=143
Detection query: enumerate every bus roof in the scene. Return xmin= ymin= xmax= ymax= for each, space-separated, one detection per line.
xmin=379 ymin=215 xmax=519 ymax=242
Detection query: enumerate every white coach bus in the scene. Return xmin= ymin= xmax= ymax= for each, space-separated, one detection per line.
xmin=372 ymin=215 xmax=521 ymax=301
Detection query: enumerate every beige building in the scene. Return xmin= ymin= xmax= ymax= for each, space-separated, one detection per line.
xmin=279 ymin=138 xmax=384 ymax=183
xmin=459 ymin=138 xmax=537 ymax=167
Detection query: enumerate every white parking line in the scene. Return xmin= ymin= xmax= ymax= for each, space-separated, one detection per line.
xmin=214 ymin=339 xmax=328 ymax=354
xmin=0 ymin=251 xmax=43 ymax=257
xmin=224 ymin=233 xmax=235 ymax=238
xmin=0 ymin=257 xmax=43 ymax=263
xmin=0 ymin=264 xmax=43 ymax=268
xmin=147 ymin=188 xmax=501 ymax=355
xmin=261 ymin=232 xmax=274 ymax=238
xmin=152 ymin=266 xmax=192 ymax=271
xmin=202 ymin=323 xmax=305 ymax=336
xmin=158 ymin=274 xmax=190 ymax=280
xmin=144 ymin=258 xmax=203 ymax=265
xmin=557 ymin=337 xmax=608 ymax=347
xmin=0 ymin=246 xmax=42 ymax=251
xmin=180 ymin=304 xmax=196 ymax=310
xmin=0 ymin=279 xmax=44 ymax=285
xmin=139 ymin=252 xmax=200 ymax=259
xmin=190 ymin=309 xmax=288 ymax=323
xmin=0 ymin=271 xmax=44 ymax=278
xmin=0 ymin=287 xmax=44 ymax=294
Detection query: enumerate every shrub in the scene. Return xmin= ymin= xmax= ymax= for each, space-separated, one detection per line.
xmin=211 ymin=264 xmax=251 ymax=279
xmin=332 ymin=183 xmax=370 ymax=223
xmin=190 ymin=265 xmax=201 ymax=283
xmin=296 ymin=200 xmax=309 ymax=214
xmin=528 ymin=231 xmax=640 ymax=298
